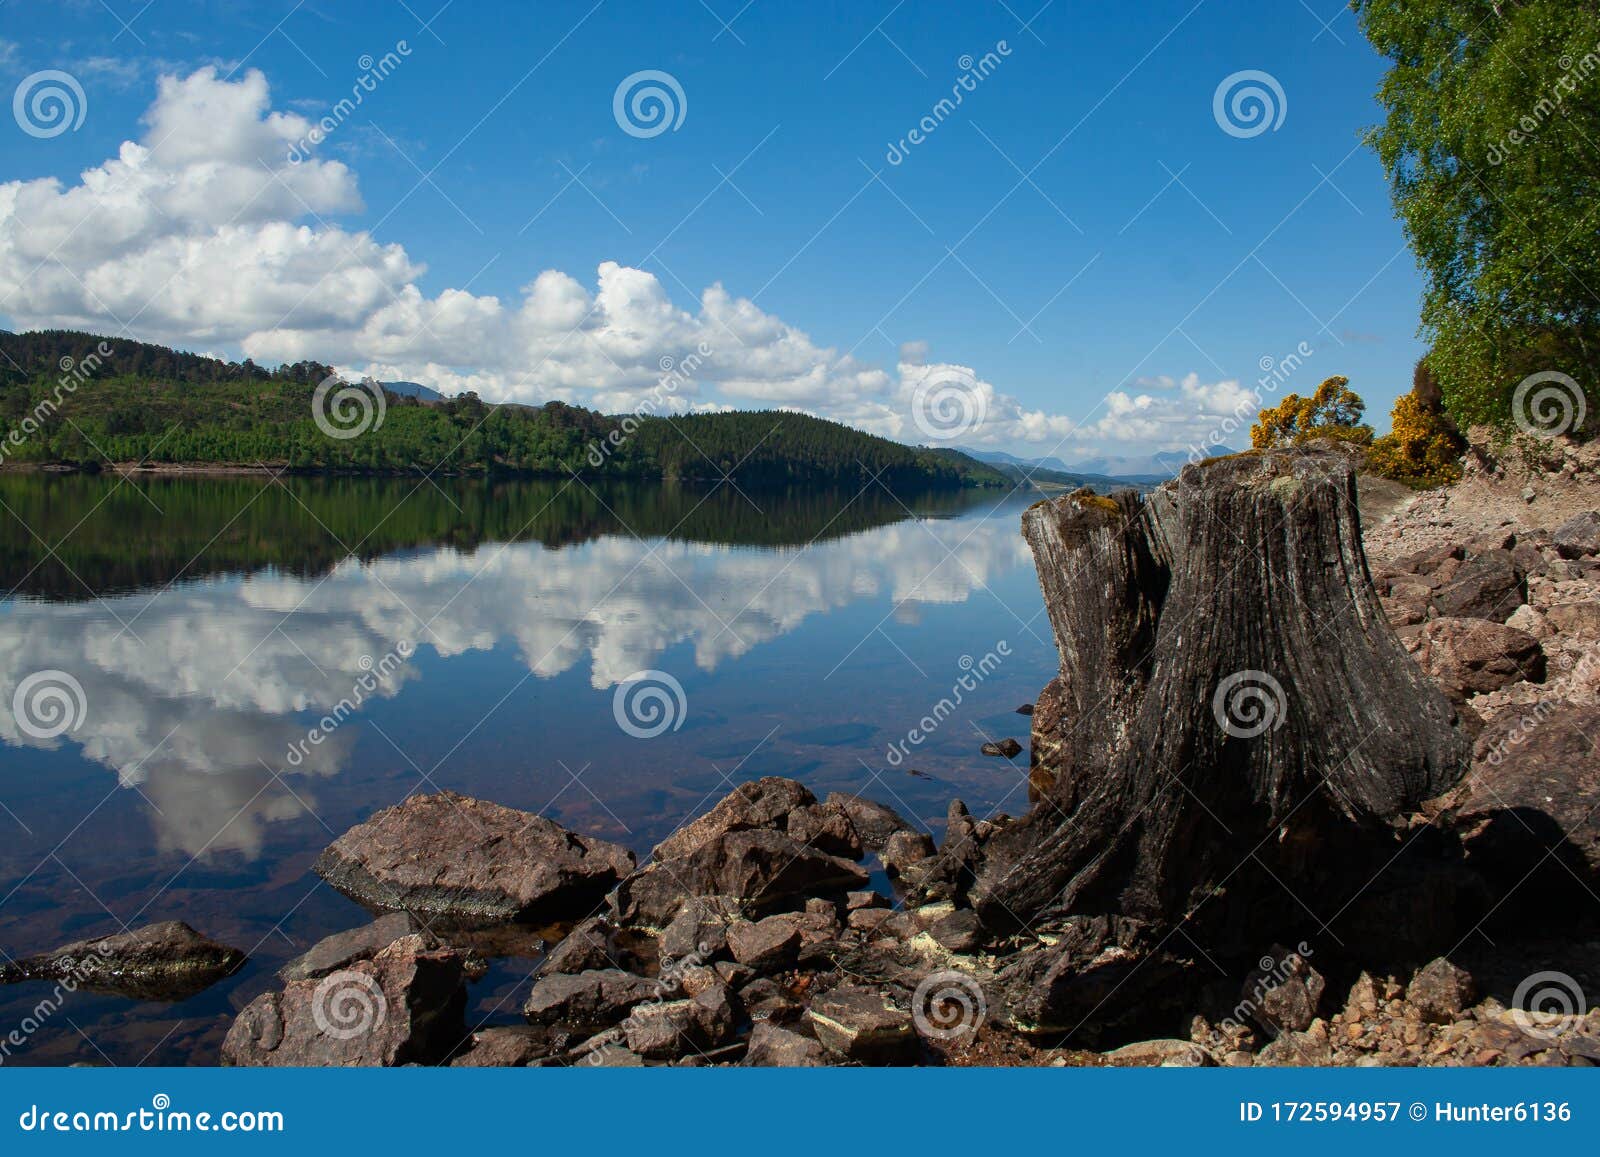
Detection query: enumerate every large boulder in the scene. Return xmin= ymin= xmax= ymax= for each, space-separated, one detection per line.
xmin=825 ymin=792 xmax=915 ymax=851
xmin=1 ymin=921 xmax=245 ymax=1002
xmin=1430 ymin=549 xmax=1526 ymax=621
xmin=612 ymin=829 xmax=868 ymax=928
xmin=221 ymin=935 xmax=466 ymax=1066
xmin=1410 ymin=617 xmax=1546 ymax=701
xmin=1449 ymin=703 xmax=1600 ymax=897
xmin=1553 ymin=511 xmax=1600 ymax=559
xmin=652 ymin=777 xmax=815 ymax=862
xmin=313 ymin=792 xmax=634 ymax=924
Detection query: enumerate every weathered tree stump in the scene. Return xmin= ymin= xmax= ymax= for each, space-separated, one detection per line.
xmin=974 ymin=450 xmax=1471 ymax=954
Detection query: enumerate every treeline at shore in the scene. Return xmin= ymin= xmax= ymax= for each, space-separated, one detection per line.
xmin=0 ymin=331 xmax=1009 ymax=489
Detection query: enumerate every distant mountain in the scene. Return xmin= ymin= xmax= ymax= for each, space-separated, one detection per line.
xmin=1054 ymin=444 xmax=1237 ymax=481
xmin=380 ymin=380 xmax=443 ymax=401
xmin=961 ymin=448 xmax=1154 ymax=491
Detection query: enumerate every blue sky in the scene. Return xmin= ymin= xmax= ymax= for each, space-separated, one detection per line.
xmin=0 ymin=0 xmax=1420 ymax=464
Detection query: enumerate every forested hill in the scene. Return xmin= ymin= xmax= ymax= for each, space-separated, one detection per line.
xmin=0 ymin=330 xmax=1009 ymax=489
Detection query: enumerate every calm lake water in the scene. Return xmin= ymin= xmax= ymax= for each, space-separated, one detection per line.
xmin=0 ymin=474 xmax=1055 ymax=1065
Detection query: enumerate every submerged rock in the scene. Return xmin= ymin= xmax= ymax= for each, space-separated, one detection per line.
xmin=313 ymin=791 xmax=634 ymax=924
xmin=1 ymin=920 xmax=245 ymax=1002
xmin=980 ymin=738 xmax=1023 ymax=758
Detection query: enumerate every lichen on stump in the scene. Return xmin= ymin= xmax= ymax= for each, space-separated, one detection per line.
xmin=976 ymin=449 xmax=1471 ymax=954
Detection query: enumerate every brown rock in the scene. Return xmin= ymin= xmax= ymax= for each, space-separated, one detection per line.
xmin=313 ymin=792 xmax=634 ymax=924
xmin=522 ymin=968 xmax=662 ymax=1031
xmin=449 ymin=1026 xmax=560 ymax=1067
xmin=612 ymin=829 xmax=868 ymax=928
xmin=1431 ymin=550 xmax=1526 ymax=621
xmin=824 ymin=793 xmax=915 ymax=852
xmin=804 ymin=986 xmax=919 ymax=1064
xmin=221 ymin=935 xmax=465 ymax=1066
xmin=727 ymin=914 xmax=803 ymax=972
xmin=1412 ymin=617 xmax=1546 ymax=701
xmin=880 ymin=830 xmax=936 ymax=877
xmin=744 ymin=1021 xmax=826 ymax=1066
xmin=1103 ymin=1039 xmax=1213 ymax=1067
xmin=278 ymin=913 xmax=424 ymax=983
xmin=5 ymin=920 xmax=246 ymax=1002
xmin=785 ymin=801 xmax=863 ymax=859
xmin=653 ymin=777 xmax=814 ymax=862
xmin=1406 ymin=958 xmax=1477 ymax=1024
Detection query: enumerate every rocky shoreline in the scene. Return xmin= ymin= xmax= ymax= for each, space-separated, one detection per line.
xmin=7 ymin=440 xmax=1598 ymax=1067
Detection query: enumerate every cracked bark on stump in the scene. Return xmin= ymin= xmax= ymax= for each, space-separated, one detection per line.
xmin=974 ymin=449 xmax=1472 ymax=954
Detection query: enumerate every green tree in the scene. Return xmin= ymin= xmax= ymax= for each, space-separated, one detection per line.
xmin=1355 ymin=0 xmax=1600 ymax=436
